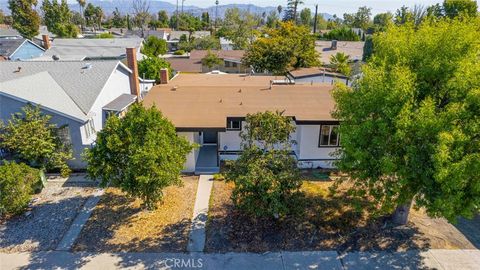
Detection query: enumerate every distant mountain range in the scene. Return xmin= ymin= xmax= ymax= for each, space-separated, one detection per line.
xmin=0 ymin=0 xmax=333 ymax=20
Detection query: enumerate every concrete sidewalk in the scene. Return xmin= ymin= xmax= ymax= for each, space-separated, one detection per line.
xmin=1 ymin=249 xmax=479 ymax=270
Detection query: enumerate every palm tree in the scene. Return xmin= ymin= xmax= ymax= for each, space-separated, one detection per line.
xmin=330 ymin=52 xmax=351 ymax=76
xmin=77 ymin=0 xmax=86 ymax=31
xmin=277 ymin=5 xmax=282 ymax=16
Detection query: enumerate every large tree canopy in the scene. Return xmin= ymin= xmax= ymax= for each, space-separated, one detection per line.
xmin=333 ymin=17 xmax=480 ymax=223
xmin=243 ymin=21 xmax=320 ymax=74
xmin=8 ymin=0 xmax=40 ymax=39
xmin=84 ymin=104 xmax=194 ymax=209
xmin=41 ymin=0 xmax=78 ymax=38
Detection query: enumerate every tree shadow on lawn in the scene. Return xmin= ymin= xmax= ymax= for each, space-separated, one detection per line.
xmin=206 ymin=181 xmax=430 ymax=254
xmin=73 ymin=191 xmax=192 ymax=253
xmin=0 ymin=195 xmax=91 ymax=253
xmin=453 ymin=214 xmax=480 ymax=249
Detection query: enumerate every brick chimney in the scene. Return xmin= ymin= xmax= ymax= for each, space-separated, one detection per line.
xmin=159 ymin=68 xmax=169 ymax=84
xmin=42 ymin=35 xmax=50 ymax=49
xmin=126 ymin=48 xmax=140 ymax=100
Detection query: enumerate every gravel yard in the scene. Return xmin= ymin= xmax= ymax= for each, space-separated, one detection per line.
xmin=0 ymin=174 xmax=97 ymax=253
xmin=73 ymin=175 xmax=198 ymax=252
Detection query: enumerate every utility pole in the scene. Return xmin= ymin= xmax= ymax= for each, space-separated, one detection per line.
xmin=215 ymin=0 xmax=219 ymax=30
xmin=313 ymin=4 xmax=318 ymax=34
xmin=182 ymin=0 xmax=185 ymax=14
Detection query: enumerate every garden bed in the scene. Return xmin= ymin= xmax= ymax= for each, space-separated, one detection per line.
xmin=0 ymin=175 xmax=97 ymax=252
xmin=205 ymin=178 xmax=475 ymax=253
xmin=73 ymin=175 xmax=198 ymax=252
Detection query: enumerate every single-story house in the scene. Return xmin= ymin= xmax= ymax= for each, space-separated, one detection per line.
xmin=0 ymin=49 xmax=148 ymax=169
xmin=166 ymin=49 xmax=250 ymax=74
xmin=0 ymin=38 xmax=45 ymax=60
xmin=315 ymin=40 xmax=364 ymax=64
xmin=166 ymin=31 xmax=211 ymax=51
xmin=33 ymin=36 xmax=144 ymax=61
xmin=143 ymin=73 xmax=340 ymax=174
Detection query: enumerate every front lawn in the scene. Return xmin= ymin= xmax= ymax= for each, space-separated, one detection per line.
xmin=73 ymin=175 xmax=198 ymax=252
xmin=205 ymin=176 xmax=475 ymax=253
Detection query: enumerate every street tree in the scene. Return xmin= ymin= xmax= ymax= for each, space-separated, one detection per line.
xmin=243 ymin=21 xmax=320 ymax=74
xmin=8 ymin=0 xmax=40 ymax=39
xmin=299 ymin=8 xmax=311 ymax=27
xmin=201 ymin=50 xmax=223 ymax=69
xmin=141 ymin=35 xmax=167 ymax=57
xmin=84 ymin=104 xmax=194 ymax=210
xmin=225 ymin=111 xmax=301 ymax=218
xmin=332 ymin=17 xmax=480 ymax=225
xmin=41 ymin=0 xmax=79 ymax=38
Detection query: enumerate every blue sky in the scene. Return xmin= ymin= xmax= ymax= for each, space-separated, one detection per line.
xmin=163 ymin=0 xmax=447 ymax=15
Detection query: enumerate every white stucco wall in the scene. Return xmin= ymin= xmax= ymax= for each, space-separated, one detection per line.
xmin=178 ymin=132 xmax=200 ymax=172
xmin=296 ymin=125 xmax=339 ymax=169
xmin=85 ymin=65 xmax=132 ymax=144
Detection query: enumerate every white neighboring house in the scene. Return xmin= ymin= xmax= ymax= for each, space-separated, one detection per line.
xmin=0 ymin=52 xmax=150 ymax=169
xmin=143 ymin=73 xmax=340 ymax=174
xmin=220 ymin=37 xmax=234 ymax=50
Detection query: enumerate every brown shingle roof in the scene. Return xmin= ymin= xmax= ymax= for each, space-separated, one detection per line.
xmin=189 ymin=50 xmax=245 ymax=61
xmin=166 ymin=57 xmax=202 ymax=73
xmin=143 ymin=73 xmax=336 ymax=129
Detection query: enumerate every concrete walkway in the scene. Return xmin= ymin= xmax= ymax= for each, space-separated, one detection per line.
xmin=1 ymin=249 xmax=479 ymax=269
xmin=187 ymin=175 xmax=214 ymax=252
xmin=56 ymin=189 xmax=104 ymax=251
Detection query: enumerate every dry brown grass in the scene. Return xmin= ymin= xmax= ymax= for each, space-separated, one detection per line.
xmin=206 ymin=178 xmax=476 ymax=253
xmin=73 ymin=175 xmax=198 ymax=252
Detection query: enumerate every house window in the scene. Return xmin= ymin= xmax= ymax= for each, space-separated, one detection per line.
xmin=318 ymin=125 xmax=340 ymax=147
xmin=57 ymin=125 xmax=72 ymax=146
xmin=227 ymin=120 xmax=241 ymax=130
xmin=84 ymin=119 xmax=96 ymax=139
xmin=225 ymin=61 xmax=231 ymax=67
xmin=232 ymin=62 xmax=238 ymax=68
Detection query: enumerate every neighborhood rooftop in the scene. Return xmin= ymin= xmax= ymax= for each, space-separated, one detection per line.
xmin=37 ymin=38 xmax=143 ymax=60
xmin=315 ymin=41 xmax=364 ymax=63
xmin=143 ymin=73 xmax=336 ymax=129
xmin=0 ymin=61 xmax=129 ymax=119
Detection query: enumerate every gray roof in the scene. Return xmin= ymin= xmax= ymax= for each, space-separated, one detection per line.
xmin=0 ymin=38 xmax=25 ymax=57
xmin=0 ymin=61 xmax=128 ymax=120
xmin=38 ymin=38 xmax=144 ymax=61
xmin=103 ymin=93 xmax=137 ymax=111
xmin=0 ymin=28 xmax=21 ymax=38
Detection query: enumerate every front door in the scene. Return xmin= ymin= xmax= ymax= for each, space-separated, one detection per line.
xmin=203 ymin=131 xmax=218 ymax=144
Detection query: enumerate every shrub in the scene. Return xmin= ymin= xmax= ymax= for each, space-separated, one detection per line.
xmin=0 ymin=161 xmax=40 ymax=216
xmin=321 ymin=27 xmax=360 ymax=41
xmin=95 ymin=32 xmax=114 ymax=39
xmin=174 ymin=50 xmax=185 ymax=55
xmin=138 ymin=56 xmax=173 ymax=82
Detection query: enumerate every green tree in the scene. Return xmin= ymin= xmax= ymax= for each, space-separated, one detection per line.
xmin=84 ymin=104 xmax=194 ymax=209
xmin=313 ymin=14 xmax=328 ymax=31
xmin=201 ymin=50 xmax=223 ymax=69
xmin=77 ymin=0 xmax=86 ymax=30
xmin=362 ymin=35 xmax=374 ymax=61
xmin=330 ymin=52 xmax=351 ymax=76
xmin=201 ymin=11 xmax=210 ymax=29
xmin=193 ymin=36 xmax=220 ymax=50
xmin=138 ymin=56 xmax=172 ymax=82
xmin=111 ymin=7 xmax=126 ymax=28
xmin=0 ymin=161 xmax=40 ymax=217
xmin=299 ymin=8 xmax=311 ymax=27
xmin=225 ymin=111 xmax=301 ymax=218
xmin=157 ymin=10 xmax=169 ymax=27
xmin=343 ymin=6 xmax=372 ymax=30
xmin=321 ymin=27 xmax=360 ymax=41
xmin=373 ymin=12 xmax=393 ymax=32
xmin=0 ymin=105 xmax=73 ymax=176
xmin=8 ymin=0 xmax=40 ymax=39
xmin=283 ymin=0 xmax=304 ymax=23
xmin=42 ymin=0 xmax=79 ymax=38
xmin=84 ymin=3 xmax=103 ymax=30
xmin=243 ymin=21 xmax=320 ymax=74
xmin=141 ymin=35 xmax=167 ymax=57
xmin=332 ymin=17 xmax=480 ymax=225
xmin=266 ymin=10 xmax=280 ymax=28
xmin=218 ymin=8 xmax=259 ymax=49
xmin=443 ymin=0 xmax=478 ymax=18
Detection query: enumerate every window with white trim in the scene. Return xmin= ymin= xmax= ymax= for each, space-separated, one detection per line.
xmin=84 ymin=119 xmax=96 ymax=139
xmin=57 ymin=125 xmax=72 ymax=146
xmin=226 ymin=120 xmax=241 ymax=130
xmin=318 ymin=125 xmax=340 ymax=146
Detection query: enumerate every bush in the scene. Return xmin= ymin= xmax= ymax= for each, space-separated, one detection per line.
xmin=0 ymin=161 xmax=40 ymax=216
xmin=174 ymin=50 xmax=185 ymax=55
xmin=321 ymin=27 xmax=360 ymax=41
xmin=138 ymin=56 xmax=173 ymax=83
xmin=95 ymin=32 xmax=114 ymax=39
